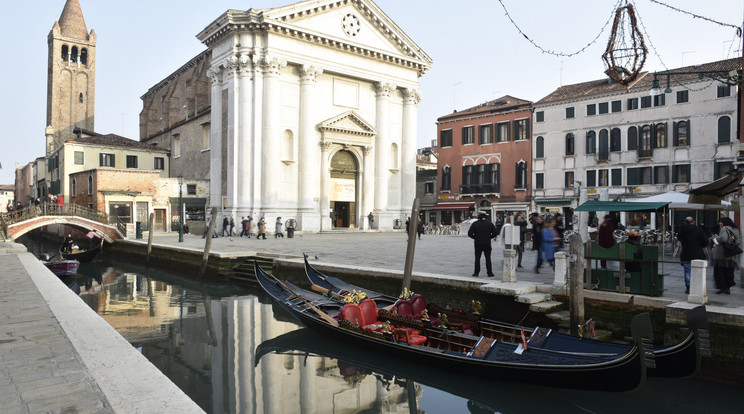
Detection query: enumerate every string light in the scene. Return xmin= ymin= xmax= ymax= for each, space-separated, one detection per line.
xmin=648 ymin=0 xmax=742 ymax=35
xmin=496 ymin=0 xmax=624 ymax=58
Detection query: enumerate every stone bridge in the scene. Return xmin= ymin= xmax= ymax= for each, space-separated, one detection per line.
xmin=1 ymin=203 xmax=123 ymax=242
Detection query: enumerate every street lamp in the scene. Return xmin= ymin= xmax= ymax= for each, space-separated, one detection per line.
xmin=178 ymin=175 xmax=183 ymax=243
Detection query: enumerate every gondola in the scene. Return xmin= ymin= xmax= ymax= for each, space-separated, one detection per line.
xmin=254 ymin=262 xmax=649 ymax=391
xmin=60 ymin=237 xmax=104 ymax=263
xmin=40 ymin=253 xmax=80 ymax=277
xmin=302 ymin=255 xmax=708 ymax=378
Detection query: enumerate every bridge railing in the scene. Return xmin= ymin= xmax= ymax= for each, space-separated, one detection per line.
xmin=2 ymin=202 xmax=110 ymax=227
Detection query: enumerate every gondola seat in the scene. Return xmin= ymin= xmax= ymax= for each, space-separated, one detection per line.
xmin=359 ymin=299 xmax=384 ymax=331
xmin=394 ymin=299 xmax=414 ymax=318
xmin=341 ymin=304 xmax=365 ymax=327
xmin=393 ymin=328 xmax=427 ymax=345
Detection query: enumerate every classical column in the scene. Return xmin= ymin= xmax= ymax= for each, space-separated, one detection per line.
xmin=225 ymin=55 xmax=240 ymax=213
xmin=260 ymin=56 xmax=287 ymax=211
xmin=207 ymin=65 xmax=223 ymax=209
xmin=362 ymin=146 xmax=374 ymax=229
xmin=237 ymin=54 xmax=254 ymax=215
xmin=401 ymin=88 xmax=421 ymax=212
xmin=298 ymin=65 xmax=323 ymax=224
xmin=319 ymin=142 xmax=333 ymax=231
xmin=374 ymin=82 xmax=395 ymax=214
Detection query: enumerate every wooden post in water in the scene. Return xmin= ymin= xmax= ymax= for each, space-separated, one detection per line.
xmin=569 ymin=232 xmax=585 ymax=336
xmin=199 ymin=207 xmax=219 ymax=280
xmin=145 ymin=213 xmax=155 ymax=267
xmin=401 ymin=198 xmax=420 ymax=292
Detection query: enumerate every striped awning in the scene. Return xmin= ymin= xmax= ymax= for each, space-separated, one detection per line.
xmin=535 ymin=198 xmax=572 ymax=205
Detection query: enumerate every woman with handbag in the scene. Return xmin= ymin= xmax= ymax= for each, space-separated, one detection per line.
xmin=711 ymin=217 xmax=740 ymax=294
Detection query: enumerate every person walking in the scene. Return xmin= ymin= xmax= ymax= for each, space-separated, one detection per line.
xmin=554 ymin=213 xmax=566 ymax=249
xmin=537 ymin=217 xmax=559 ymax=272
xmin=275 ymin=217 xmax=284 ymax=238
xmin=257 ymin=218 xmax=267 ymax=240
xmin=367 ymin=212 xmax=374 ymax=229
xmin=405 ymin=217 xmax=410 ymax=239
xmin=229 ymin=216 xmax=235 ymax=237
xmin=532 ymin=215 xmax=544 ymax=273
xmin=711 ymin=217 xmax=740 ymax=294
xmin=676 ymin=217 xmax=708 ymax=294
xmin=416 ymin=219 xmax=425 ymax=240
xmin=467 ymin=213 xmax=498 ymax=277
xmin=597 ymin=214 xmax=615 ymax=269
xmin=240 ymin=217 xmax=248 ymax=237
xmin=222 ymin=216 xmax=229 ymax=237
xmin=515 ymin=214 xmax=527 ymax=268
xmin=246 ymin=216 xmax=252 ymax=238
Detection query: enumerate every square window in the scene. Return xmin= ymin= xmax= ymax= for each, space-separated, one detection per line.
xmin=462 ymin=126 xmax=474 ymax=145
xmin=74 ymin=151 xmax=84 ymax=165
xmin=611 ymin=168 xmax=622 ymax=186
xmin=424 ymin=182 xmax=434 ymax=194
xmin=717 ymin=85 xmax=731 ymax=98
xmin=627 ymin=98 xmax=639 ymax=110
xmin=653 ymin=94 xmax=665 ymax=106
xmin=187 ymin=184 xmax=197 ymax=195
xmin=611 ymin=100 xmax=621 ymax=112
xmin=565 ymin=107 xmax=575 ymax=119
xmin=440 ymin=129 xmax=453 ymax=147
xmin=598 ymin=102 xmax=608 ymax=114
xmin=535 ymin=111 xmax=544 ymax=122
xmin=535 ymin=173 xmax=544 ymax=189
xmin=126 ymin=155 xmax=138 ymax=168
xmin=496 ymin=122 xmax=510 ymax=142
xmin=154 ymin=157 xmax=165 ymax=170
xmin=586 ymin=170 xmax=596 ymax=187
xmin=641 ymin=96 xmax=652 ymax=108
xmin=586 ymin=104 xmax=596 ymax=116
xmin=99 ymin=153 xmax=115 ymax=167
xmin=478 ymin=124 xmax=493 ymax=145
xmin=676 ymin=90 xmax=688 ymax=103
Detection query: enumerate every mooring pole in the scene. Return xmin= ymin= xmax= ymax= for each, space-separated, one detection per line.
xmin=145 ymin=212 xmax=155 ymax=267
xmin=569 ymin=232 xmax=585 ymax=336
xmin=199 ymin=207 xmax=219 ymax=280
xmin=401 ymin=198 xmax=420 ymax=292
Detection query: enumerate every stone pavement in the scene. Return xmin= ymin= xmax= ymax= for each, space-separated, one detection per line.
xmin=139 ymin=230 xmax=743 ymax=310
xmin=0 ymin=242 xmax=204 ymax=414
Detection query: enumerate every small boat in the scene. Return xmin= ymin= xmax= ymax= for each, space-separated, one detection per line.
xmin=40 ymin=253 xmax=80 ymax=277
xmin=60 ymin=237 xmax=104 ymax=263
xmin=302 ymin=256 xmax=708 ymax=379
xmin=254 ymin=262 xmax=650 ymax=392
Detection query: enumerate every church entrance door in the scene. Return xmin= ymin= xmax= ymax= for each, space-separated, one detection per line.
xmin=330 ymin=150 xmax=358 ymax=228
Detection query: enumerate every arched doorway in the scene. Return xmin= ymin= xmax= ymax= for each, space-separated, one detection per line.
xmin=330 ymin=150 xmax=358 ymax=228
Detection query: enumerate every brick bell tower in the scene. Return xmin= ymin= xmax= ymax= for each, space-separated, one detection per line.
xmin=46 ymin=0 xmax=96 ymax=155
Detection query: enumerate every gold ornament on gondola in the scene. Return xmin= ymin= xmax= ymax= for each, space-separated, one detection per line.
xmin=438 ymin=313 xmax=449 ymax=329
xmin=343 ymin=289 xmax=367 ymax=305
xmin=471 ymin=300 xmax=483 ymax=315
xmin=399 ymin=287 xmax=414 ymax=300
xmin=602 ymin=2 xmax=647 ymax=88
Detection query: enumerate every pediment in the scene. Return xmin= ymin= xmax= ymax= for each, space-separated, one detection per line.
xmin=262 ymin=0 xmax=432 ymax=67
xmin=318 ymin=111 xmax=377 ymax=136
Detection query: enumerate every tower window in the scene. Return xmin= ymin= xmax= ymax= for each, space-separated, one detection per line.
xmin=80 ymin=48 xmax=88 ymax=65
xmin=79 ymin=93 xmax=83 ymax=103
xmin=71 ymin=46 xmax=78 ymax=63
xmin=61 ymin=45 xmax=69 ymax=61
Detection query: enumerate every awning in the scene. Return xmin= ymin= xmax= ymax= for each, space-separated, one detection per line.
xmin=688 ymin=173 xmax=739 ymax=201
xmin=432 ymin=202 xmax=475 ymax=211
xmin=490 ymin=202 xmax=530 ymax=211
xmin=535 ymin=198 xmax=572 ymax=205
xmin=574 ymin=200 xmax=669 ymax=212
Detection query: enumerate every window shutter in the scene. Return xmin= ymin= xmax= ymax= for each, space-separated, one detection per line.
xmin=524 ymin=121 xmax=530 ymax=140
xmin=673 ymin=122 xmax=678 ymax=146
xmin=687 ymin=119 xmax=691 ymax=145
xmin=506 ymin=123 xmax=511 ymax=141
xmin=111 ymin=154 xmax=115 ymax=167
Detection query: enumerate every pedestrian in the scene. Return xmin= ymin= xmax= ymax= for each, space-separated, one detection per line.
xmin=515 ymin=214 xmax=527 ymax=268
xmin=275 ymin=217 xmax=284 ymax=238
xmin=229 ymin=216 xmax=235 ymax=236
xmin=711 ymin=217 xmax=740 ymax=294
xmin=62 ymin=233 xmax=74 ymax=253
xmin=405 ymin=217 xmax=410 ymax=240
xmin=554 ymin=213 xmax=565 ymax=249
xmin=676 ymin=217 xmax=708 ymax=294
xmin=531 ymin=215 xmax=544 ymax=272
xmin=222 ymin=216 xmax=229 ymax=237
xmin=597 ymin=214 xmax=615 ymax=269
xmin=246 ymin=216 xmax=252 ymax=238
xmin=203 ymin=216 xmax=211 ymax=238
xmin=257 ymin=218 xmax=267 ymax=240
xmin=417 ymin=219 xmax=425 ymax=240
xmin=467 ymin=213 xmax=498 ymax=277
xmin=240 ymin=217 xmax=248 ymax=237
xmin=368 ymin=212 xmax=374 ymax=229
xmin=528 ymin=213 xmax=539 ymax=250
xmin=539 ymin=216 xmax=559 ymax=271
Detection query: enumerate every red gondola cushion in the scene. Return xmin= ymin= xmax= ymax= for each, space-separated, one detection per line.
xmin=359 ymin=299 xmax=378 ymax=324
xmin=409 ymin=294 xmax=427 ymax=317
xmin=394 ymin=300 xmax=414 ymax=317
xmin=341 ymin=304 xmax=364 ymax=327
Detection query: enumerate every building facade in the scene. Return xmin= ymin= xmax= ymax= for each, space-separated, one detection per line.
xmin=46 ymin=0 xmax=96 ymax=155
xmin=0 ymin=185 xmax=15 ymax=212
xmin=532 ymin=58 xmax=740 ymax=225
xmin=436 ymin=96 xmax=533 ymax=224
xmin=175 ymin=0 xmax=432 ymax=232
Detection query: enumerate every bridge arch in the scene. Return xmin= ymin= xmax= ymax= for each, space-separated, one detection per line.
xmin=7 ymin=216 xmax=122 ymax=242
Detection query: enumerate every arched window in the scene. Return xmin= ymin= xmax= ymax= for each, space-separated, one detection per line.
xmin=718 ymin=116 xmax=731 ymax=143
xmin=87 ymin=175 xmax=93 ymax=195
xmin=390 ymin=143 xmax=399 ymax=170
xmin=674 ymin=120 xmax=689 ymax=146
xmin=585 ymin=131 xmax=596 ymax=154
xmin=80 ymin=48 xmax=88 ymax=65
xmin=627 ymin=126 xmax=638 ymax=150
xmin=640 ymin=125 xmax=652 ymax=153
xmin=535 ymin=136 xmax=544 ymax=158
xmin=79 ymin=93 xmax=83 ymax=103
xmin=71 ymin=179 xmax=76 ymax=196
xmin=282 ymin=129 xmax=294 ymax=161
xmin=655 ymin=123 xmax=667 ymax=148
xmin=71 ymin=46 xmax=78 ymax=63
xmin=565 ymin=133 xmax=574 ymax=156
xmin=61 ymin=45 xmax=69 ymax=61
xmin=610 ymin=128 xmax=622 ymax=151
xmin=441 ymin=166 xmax=451 ymax=191
xmin=598 ymin=129 xmax=609 ymax=160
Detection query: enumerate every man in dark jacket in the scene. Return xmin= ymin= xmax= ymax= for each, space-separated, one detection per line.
xmin=677 ymin=217 xmax=708 ymax=294
xmin=468 ymin=213 xmax=498 ymax=277
xmin=597 ymin=215 xmax=615 ymax=268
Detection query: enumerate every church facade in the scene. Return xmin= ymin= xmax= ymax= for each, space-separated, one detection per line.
xmin=142 ymin=0 xmax=431 ymax=232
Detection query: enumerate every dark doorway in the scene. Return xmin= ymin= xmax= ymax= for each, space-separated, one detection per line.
xmin=332 ymin=202 xmax=351 ymax=228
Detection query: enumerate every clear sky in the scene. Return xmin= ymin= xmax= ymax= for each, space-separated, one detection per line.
xmin=1 ymin=0 xmax=742 ymax=185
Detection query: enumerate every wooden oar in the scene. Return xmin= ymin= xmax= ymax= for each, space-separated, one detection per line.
xmin=310 ymin=284 xmax=345 ymax=301
xmin=277 ymin=279 xmax=339 ymax=327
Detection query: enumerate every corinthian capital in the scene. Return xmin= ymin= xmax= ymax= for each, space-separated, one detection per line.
xmin=403 ymin=88 xmax=422 ymax=105
xmin=375 ymin=82 xmax=396 ymax=99
xmin=300 ymin=64 xmax=323 ymax=83
xmin=260 ymin=56 xmax=288 ymax=76
xmin=238 ymin=54 xmax=254 ymax=75
xmin=207 ymin=66 xmax=223 ymax=85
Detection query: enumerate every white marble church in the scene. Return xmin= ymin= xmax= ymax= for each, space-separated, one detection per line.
xmin=145 ymin=0 xmax=431 ymax=232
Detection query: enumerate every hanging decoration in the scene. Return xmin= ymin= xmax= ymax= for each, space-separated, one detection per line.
xmin=602 ymin=2 xmax=647 ymax=87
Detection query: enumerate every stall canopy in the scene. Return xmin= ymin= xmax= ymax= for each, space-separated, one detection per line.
xmin=432 ymin=202 xmax=474 ymax=211
xmin=574 ymin=200 xmax=669 ymax=212
xmin=628 ymin=191 xmax=732 ymax=211
xmin=688 ymin=173 xmax=740 ymax=201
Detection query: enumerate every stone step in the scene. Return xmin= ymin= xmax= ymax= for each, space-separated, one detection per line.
xmin=546 ymin=310 xmax=570 ymax=324
xmin=515 ymin=292 xmax=551 ymax=304
xmin=529 ymin=300 xmax=563 ymax=313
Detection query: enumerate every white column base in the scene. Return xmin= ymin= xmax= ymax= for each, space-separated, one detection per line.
xmin=299 ymin=212 xmax=321 ymax=233
xmin=553 ymin=251 xmax=568 ymax=291
xmin=502 ymin=249 xmax=517 ymax=282
xmin=688 ymin=259 xmax=708 ymax=304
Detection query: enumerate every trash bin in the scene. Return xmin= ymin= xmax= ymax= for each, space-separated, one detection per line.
xmin=285 ymin=219 xmax=296 ymax=238
xmin=135 ymin=221 xmax=143 ymax=239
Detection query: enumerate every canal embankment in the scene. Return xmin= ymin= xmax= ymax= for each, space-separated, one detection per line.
xmin=0 ymin=242 xmax=204 ymax=414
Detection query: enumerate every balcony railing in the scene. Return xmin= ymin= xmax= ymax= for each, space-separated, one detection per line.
xmin=460 ymin=184 xmax=500 ymax=194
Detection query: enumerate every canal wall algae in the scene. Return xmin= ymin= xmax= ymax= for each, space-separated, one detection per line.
xmin=107 ymin=235 xmax=744 ymax=386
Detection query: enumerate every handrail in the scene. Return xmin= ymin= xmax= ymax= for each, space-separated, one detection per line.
xmin=3 ymin=202 xmax=109 ymax=226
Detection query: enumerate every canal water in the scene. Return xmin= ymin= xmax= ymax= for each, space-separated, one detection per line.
xmin=20 ymin=235 xmax=742 ymax=413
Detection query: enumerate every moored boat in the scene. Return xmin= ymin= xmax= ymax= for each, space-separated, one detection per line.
xmin=60 ymin=237 xmax=103 ymax=263
xmin=254 ymin=262 xmax=649 ymax=391
xmin=41 ymin=254 xmax=80 ymax=277
xmin=302 ymin=256 xmax=708 ymax=378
